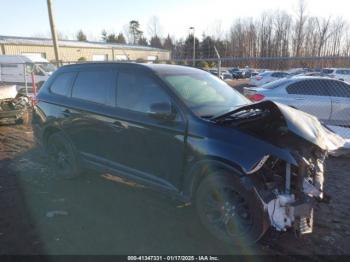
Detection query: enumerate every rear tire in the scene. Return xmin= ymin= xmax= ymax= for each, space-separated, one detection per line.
xmin=195 ymin=172 xmax=267 ymax=246
xmin=46 ymin=132 xmax=81 ymax=178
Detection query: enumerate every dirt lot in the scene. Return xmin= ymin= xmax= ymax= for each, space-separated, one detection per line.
xmin=225 ymin=78 xmax=252 ymax=93
xmin=1 ymin=122 xmax=350 ymax=256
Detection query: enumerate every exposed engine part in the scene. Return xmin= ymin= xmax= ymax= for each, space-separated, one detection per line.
xmin=296 ymin=209 xmax=313 ymax=235
xmin=245 ymin=155 xmax=270 ymax=174
xmin=251 ymin=153 xmax=323 ymax=233
xmin=313 ymin=152 xmax=326 ymax=199
xmin=303 ymin=178 xmax=322 ymax=198
xmin=267 ymin=194 xmax=295 ymax=231
xmin=285 ymin=163 xmax=291 ymax=194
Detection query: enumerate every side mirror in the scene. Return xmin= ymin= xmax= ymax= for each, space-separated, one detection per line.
xmin=148 ymin=102 xmax=176 ymax=121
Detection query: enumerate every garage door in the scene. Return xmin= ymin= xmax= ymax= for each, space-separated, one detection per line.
xmin=92 ymin=54 xmax=108 ymax=61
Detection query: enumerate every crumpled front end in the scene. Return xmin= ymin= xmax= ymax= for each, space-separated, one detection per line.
xmin=213 ymin=100 xmax=346 ymax=234
xmin=247 ymin=153 xmax=325 ymax=235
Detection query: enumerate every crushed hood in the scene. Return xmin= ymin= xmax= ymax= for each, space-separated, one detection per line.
xmin=0 ymin=85 xmax=18 ymax=100
xmin=214 ymin=100 xmax=346 ymax=155
xmin=273 ymin=102 xmax=345 ymax=153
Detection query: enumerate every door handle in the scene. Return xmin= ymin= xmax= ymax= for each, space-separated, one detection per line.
xmin=295 ymin=97 xmax=305 ymax=101
xmin=63 ymin=109 xmax=71 ymax=117
xmin=110 ymin=121 xmax=126 ymax=131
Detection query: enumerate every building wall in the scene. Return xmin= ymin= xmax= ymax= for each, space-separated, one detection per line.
xmin=2 ymin=44 xmax=170 ymax=62
xmin=1 ymin=44 xmax=6 ymax=55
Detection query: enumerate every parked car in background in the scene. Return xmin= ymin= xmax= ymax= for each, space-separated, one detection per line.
xmin=298 ymin=72 xmax=324 ymax=77
xmin=208 ymin=69 xmax=233 ymax=80
xmin=244 ymin=76 xmax=350 ymax=126
xmin=241 ymin=69 xmax=259 ymax=78
xmin=221 ymin=71 xmax=233 ymax=80
xmin=228 ymin=68 xmax=243 ymax=79
xmin=249 ymin=71 xmax=290 ymax=86
xmin=287 ymin=68 xmax=311 ymax=75
xmin=33 ymin=63 xmax=342 ymax=246
xmin=321 ymin=68 xmax=350 ymax=82
xmin=0 ymin=55 xmax=56 ymax=88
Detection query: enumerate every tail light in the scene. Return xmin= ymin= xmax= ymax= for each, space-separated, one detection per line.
xmin=255 ymin=76 xmax=263 ymax=81
xmin=248 ymin=93 xmax=265 ymax=102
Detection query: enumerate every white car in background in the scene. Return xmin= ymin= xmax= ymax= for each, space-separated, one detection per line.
xmin=249 ymin=71 xmax=290 ymax=86
xmin=244 ymin=76 xmax=350 ymax=126
xmin=322 ymin=68 xmax=350 ymax=82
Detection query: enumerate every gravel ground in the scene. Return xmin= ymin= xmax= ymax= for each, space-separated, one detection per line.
xmin=0 ymin=123 xmax=350 ymax=256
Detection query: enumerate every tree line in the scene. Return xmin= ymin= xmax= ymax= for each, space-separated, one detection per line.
xmin=75 ymin=2 xmax=350 ymax=63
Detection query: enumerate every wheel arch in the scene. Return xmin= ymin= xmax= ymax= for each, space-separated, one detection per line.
xmin=183 ymin=157 xmax=250 ymax=201
xmin=42 ymin=124 xmax=63 ymax=148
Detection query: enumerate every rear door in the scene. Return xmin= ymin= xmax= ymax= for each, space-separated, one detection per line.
xmin=63 ymin=66 xmax=118 ymax=161
xmin=328 ymin=80 xmax=350 ymax=125
xmin=285 ymin=79 xmax=332 ymax=122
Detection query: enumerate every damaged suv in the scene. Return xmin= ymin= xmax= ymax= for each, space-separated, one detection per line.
xmin=32 ymin=63 xmax=345 ymax=245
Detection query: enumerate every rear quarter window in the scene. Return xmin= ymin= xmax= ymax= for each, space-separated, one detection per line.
xmin=50 ymin=72 xmax=77 ymax=96
xmin=328 ymin=81 xmax=350 ymax=97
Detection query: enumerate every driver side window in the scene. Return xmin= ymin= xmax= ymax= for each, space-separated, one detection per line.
xmin=116 ymin=71 xmax=171 ymax=114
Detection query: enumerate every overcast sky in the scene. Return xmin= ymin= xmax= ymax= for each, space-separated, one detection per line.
xmin=1 ymin=0 xmax=350 ymax=41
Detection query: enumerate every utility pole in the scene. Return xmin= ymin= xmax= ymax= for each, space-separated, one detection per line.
xmin=47 ymin=0 xmax=60 ymax=65
xmin=189 ymin=27 xmax=195 ymax=67
xmin=214 ymin=45 xmax=221 ymax=78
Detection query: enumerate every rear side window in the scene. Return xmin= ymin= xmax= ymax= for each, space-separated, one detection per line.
xmin=72 ymin=70 xmax=115 ymax=105
xmin=50 ymin=72 xmax=76 ymax=96
xmin=286 ymin=80 xmax=329 ymax=96
xmin=328 ymin=81 xmax=350 ymax=98
xmin=116 ymin=72 xmax=171 ymax=113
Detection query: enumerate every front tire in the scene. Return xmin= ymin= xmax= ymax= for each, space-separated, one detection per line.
xmin=46 ymin=132 xmax=81 ymax=178
xmin=195 ymin=172 xmax=267 ymax=246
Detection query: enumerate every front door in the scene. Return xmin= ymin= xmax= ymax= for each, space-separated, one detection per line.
xmin=108 ymin=69 xmax=186 ymax=189
xmin=285 ymin=79 xmax=332 ymax=122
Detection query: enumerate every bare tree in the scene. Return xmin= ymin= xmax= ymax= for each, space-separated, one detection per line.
xmin=330 ymin=17 xmax=346 ymax=56
xmin=316 ymin=17 xmax=332 ymax=56
xmin=292 ymin=0 xmax=307 ymax=56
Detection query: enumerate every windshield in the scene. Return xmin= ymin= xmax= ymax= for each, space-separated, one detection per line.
xmin=37 ymin=63 xmax=56 ymax=73
xmin=160 ymin=70 xmax=250 ymax=117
